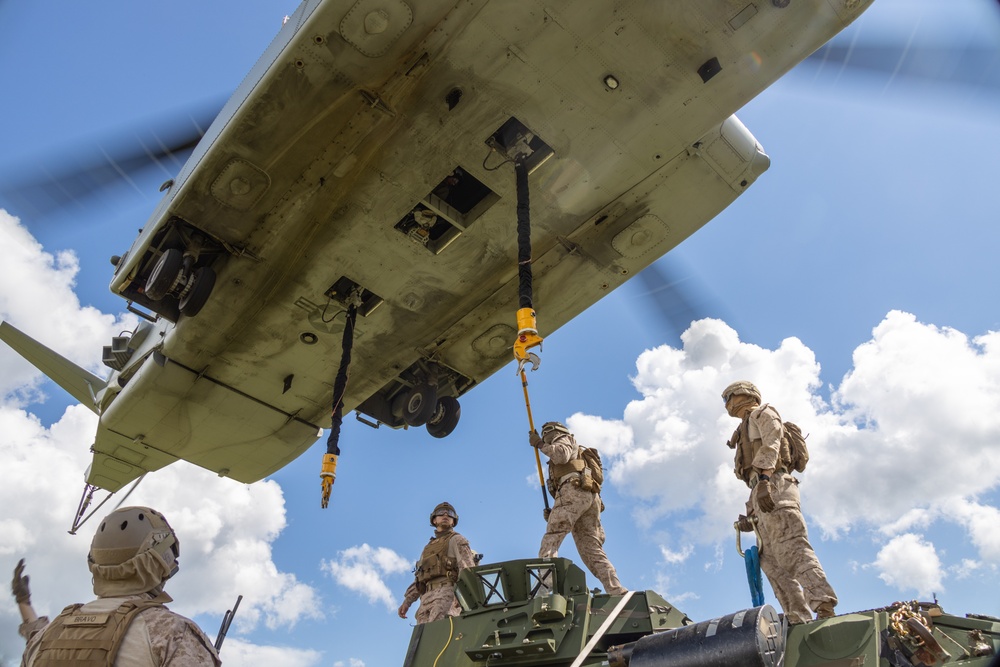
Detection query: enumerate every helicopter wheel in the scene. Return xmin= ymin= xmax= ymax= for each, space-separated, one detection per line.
xmin=144 ymin=248 xmax=184 ymax=300
xmin=426 ymin=396 xmax=461 ymax=439
xmin=179 ymin=266 xmax=216 ymax=317
xmin=401 ymin=383 xmax=438 ymax=427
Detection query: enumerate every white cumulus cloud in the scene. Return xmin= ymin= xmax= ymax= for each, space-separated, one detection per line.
xmin=572 ymin=314 xmax=1000 ymax=596
xmin=0 ymin=210 xmax=135 ymax=402
xmin=219 ymin=638 xmax=324 ymax=667
xmin=0 ymin=216 xmax=323 ymax=660
xmin=872 ymin=534 xmax=944 ymax=597
xmin=321 ymin=544 xmax=411 ymax=611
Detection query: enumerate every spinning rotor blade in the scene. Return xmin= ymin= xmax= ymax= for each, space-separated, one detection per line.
xmin=0 ymin=98 xmax=225 ymax=219
xmin=804 ymin=42 xmax=1000 ymax=91
xmin=802 ymin=0 xmax=1000 ymax=93
xmin=633 ymin=259 xmax=732 ymax=343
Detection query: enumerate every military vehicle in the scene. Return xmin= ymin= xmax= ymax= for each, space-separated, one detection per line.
xmin=402 ymin=558 xmax=999 ymax=667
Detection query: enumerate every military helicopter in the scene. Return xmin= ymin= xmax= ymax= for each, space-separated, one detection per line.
xmin=0 ymin=0 xmax=881 ymax=525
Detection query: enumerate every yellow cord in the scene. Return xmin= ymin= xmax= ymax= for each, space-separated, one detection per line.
xmin=431 ymin=615 xmax=454 ymax=667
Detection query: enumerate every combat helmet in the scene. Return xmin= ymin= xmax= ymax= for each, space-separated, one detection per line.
xmin=430 ymin=502 xmax=459 ymax=527
xmin=721 ymin=381 xmax=762 ymax=404
xmin=540 ymin=421 xmax=571 ymax=438
xmin=88 ymin=506 xmax=180 ymax=597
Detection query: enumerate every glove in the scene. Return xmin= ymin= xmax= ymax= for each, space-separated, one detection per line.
xmin=752 ymin=479 xmax=776 ymax=513
xmin=12 ymin=559 xmax=30 ymax=604
xmin=735 ymin=514 xmax=754 ymax=532
xmin=529 ymin=430 xmax=543 ymax=448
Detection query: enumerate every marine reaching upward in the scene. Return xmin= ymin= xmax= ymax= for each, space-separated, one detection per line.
xmin=722 ymin=381 xmax=838 ymax=624
xmin=14 ymin=505 xmax=221 ymax=666
xmin=531 ymin=421 xmax=627 ymax=596
xmin=398 ymin=502 xmax=478 ymax=625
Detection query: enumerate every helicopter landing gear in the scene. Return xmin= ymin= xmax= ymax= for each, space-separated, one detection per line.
xmin=179 ymin=266 xmax=216 ymax=317
xmin=143 ymin=248 xmax=216 ymax=317
xmin=144 ymin=249 xmax=184 ymax=300
xmin=426 ymin=396 xmax=461 ymax=438
xmin=400 ymin=382 xmax=438 ymax=426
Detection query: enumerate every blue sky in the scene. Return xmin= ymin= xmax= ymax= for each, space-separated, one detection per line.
xmin=1 ymin=1 xmax=999 ymax=665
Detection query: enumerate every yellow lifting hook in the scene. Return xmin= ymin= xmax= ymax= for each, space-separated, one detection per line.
xmin=513 ymin=307 xmax=543 ymax=374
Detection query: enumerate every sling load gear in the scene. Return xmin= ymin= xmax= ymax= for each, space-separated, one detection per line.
xmin=506 ymin=158 xmax=549 ymax=516
xmin=512 ymin=161 xmax=543 ymax=374
xmin=735 ymin=515 xmax=765 ymax=607
xmin=321 ymin=293 xmax=360 ymax=509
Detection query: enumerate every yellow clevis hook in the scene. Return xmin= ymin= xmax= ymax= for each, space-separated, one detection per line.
xmin=320 ymin=453 xmax=338 ymax=509
xmin=513 ymin=307 xmax=543 ymax=374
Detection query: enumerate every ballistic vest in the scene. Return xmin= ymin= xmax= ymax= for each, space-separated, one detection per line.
xmin=547 ymin=442 xmax=602 ymax=495
xmin=29 ymin=598 xmax=163 ymax=667
xmin=414 ymin=532 xmax=460 ymax=588
xmin=728 ymin=404 xmax=791 ymax=484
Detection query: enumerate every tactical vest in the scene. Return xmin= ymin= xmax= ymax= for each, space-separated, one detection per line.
xmin=414 ymin=532 xmax=459 ymax=592
xmin=29 ymin=598 xmax=163 ymax=667
xmin=547 ymin=445 xmax=599 ymax=495
xmin=728 ymin=404 xmax=791 ymax=484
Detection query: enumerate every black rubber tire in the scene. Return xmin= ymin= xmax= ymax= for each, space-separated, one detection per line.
xmin=144 ymin=248 xmax=183 ymax=301
xmin=401 ymin=383 xmax=438 ymax=427
xmin=426 ymin=396 xmax=461 ymax=439
xmin=179 ymin=266 xmax=216 ymax=317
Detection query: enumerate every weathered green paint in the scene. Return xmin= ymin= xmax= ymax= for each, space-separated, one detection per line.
xmin=404 ymin=558 xmax=999 ymax=667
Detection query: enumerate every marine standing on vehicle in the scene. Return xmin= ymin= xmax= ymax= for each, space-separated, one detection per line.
xmin=722 ymin=381 xmax=837 ymax=624
xmin=398 ymin=502 xmax=478 ymax=624
xmin=531 ymin=421 xmax=627 ymax=595
xmin=13 ymin=505 xmax=221 ymax=666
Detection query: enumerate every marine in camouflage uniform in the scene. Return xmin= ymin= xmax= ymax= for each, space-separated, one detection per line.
xmin=13 ymin=506 xmax=220 ymax=666
xmin=723 ymin=381 xmax=838 ymax=624
xmin=398 ymin=502 xmax=478 ymax=625
xmin=531 ymin=422 xmax=627 ymax=595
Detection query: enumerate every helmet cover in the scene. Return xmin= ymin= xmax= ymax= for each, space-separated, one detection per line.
xmin=540 ymin=421 xmax=571 ymax=438
xmin=721 ymin=381 xmax=761 ymax=404
xmin=430 ymin=502 xmax=459 ymax=527
xmin=88 ymin=506 xmax=180 ymax=597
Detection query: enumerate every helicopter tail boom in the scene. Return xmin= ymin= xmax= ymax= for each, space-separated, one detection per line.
xmin=0 ymin=320 xmax=107 ymax=413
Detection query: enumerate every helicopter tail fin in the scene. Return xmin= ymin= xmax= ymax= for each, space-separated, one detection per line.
xmin=0 ymin=320 xmax=107 ymax=413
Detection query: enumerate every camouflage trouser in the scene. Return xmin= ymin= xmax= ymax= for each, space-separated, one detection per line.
xmin=539 ymin=483 xmax=627 ymax=595
xmin=415 ymin=584 xmax=462 ymax=625
xmin=757 ymin=506 xmax=838 ymax=624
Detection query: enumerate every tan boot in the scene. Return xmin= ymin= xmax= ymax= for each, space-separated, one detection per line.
xmin=814 ymin=602 xmax=836 ymax=620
